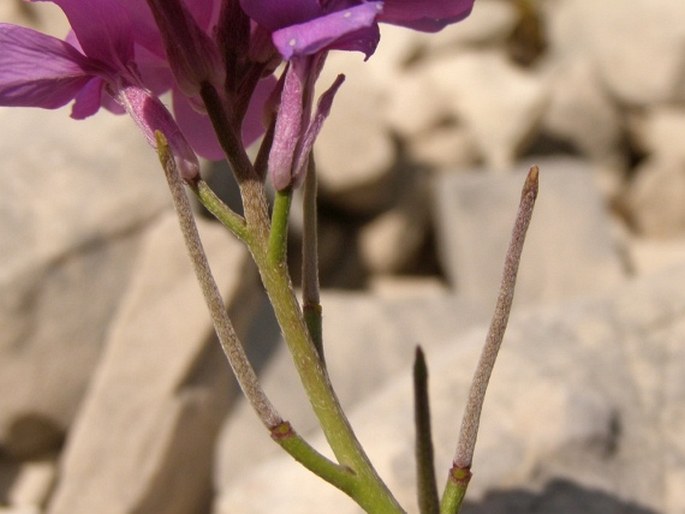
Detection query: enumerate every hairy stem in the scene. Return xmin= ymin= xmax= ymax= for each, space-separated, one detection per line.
xmin=155 ymin=131 xmax=279 ymax=427
xmin=158 ymin=132 xmax=357 ymax=496
xmin=441 ymin=166 xmax=539 ymax=514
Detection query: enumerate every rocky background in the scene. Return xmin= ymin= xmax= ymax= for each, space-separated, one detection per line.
xmin=1 ymin=0 xmax=685 ymax=513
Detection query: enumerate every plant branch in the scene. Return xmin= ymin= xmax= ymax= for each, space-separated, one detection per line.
xmin=157 ymin=132 xmax=366 ymax=497
xmin=192 ymin=178 xmax=249 ymax=242
xmin=271 ymin=421 xmax=357 ymax=495
xmin=441 ymin=165 xmax=539 ymax=514
xmin=414 ymin=347 xmax=439 ymax=514
xmin=302 ymin=156 xmax=324 ymax=362
xmin=155 ymin=131 xmax=279 ymax=428
xmin=197 ymin=82 xmax=403 ymax=511
xmin=199 ymin=81 xmax=257 ymax=184
xmin=268 ymin=188 xmax=293 ymax=266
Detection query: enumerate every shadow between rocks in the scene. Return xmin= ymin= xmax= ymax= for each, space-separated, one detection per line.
xmin=462 ymin=479 xmax=658 ymax=514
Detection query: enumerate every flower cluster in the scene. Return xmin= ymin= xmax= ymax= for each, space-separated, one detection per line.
xmin=0 ymin=0 xmax=474 ymax=186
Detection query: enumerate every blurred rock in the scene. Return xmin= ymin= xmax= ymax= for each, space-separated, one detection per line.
xmin=0 ymin=0 xmax=25 ymax=24
xmin=7 ymin=460 xmax=56 ymax=511
xmin=316 ymin=53 xmax=396 ymax=214
xmin=214 ymin=263 xmax=685 ymax=514
xmin=47 ymin=213 xmax=259 ymax=514
xmin=358 ymin=204 xmax=427 ymax=274
xmin=626 ymin=158 xmax=685 ymax=237
xmin=629 ymin=108 xmax=685 ymax=164
xmin=427 ymin=51 xmax=548 ymax=170
xmin=548 ymin=0 xmax=685 ymax=105
xmin=426 ymin=0 xmax=519 ymax=49
xmin=433 ymin=158 xmax=626 ymax=308
xmin=541 ymin=57 xmax=623 ymax=165
xmin=214 ymin=290 xmax=488 ymax=493
xmin=408 ymin=124 xmax=479 ymax=170
xmin=627 ymin=236 xmax=685 ymax=276
xmin=358 ymin=171 xmax=431 ymax=275
xmin=0 ymin=107 xmax=170 ymax=458
xmin=0 ymin=507 xmax=40 ymax=514
xmin=383 ymin=68 xmax=447 ymax=139
xmin=0 ymin=0 xmax=70 ymax=36
xmin=368 ymin=276 xmax=448 ymax=298
xmin=370 ymin=25 xmax=424 ymax=74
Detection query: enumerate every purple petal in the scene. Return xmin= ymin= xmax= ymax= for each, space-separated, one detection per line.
xmin=291 ymin=73 xmax=345 ymax=186
xmin=70 ymin=77 xmax=105 ymax=119
xmin=40 ymin=0 xmax=134 ymax=65
xmin=116 ymin=0 xmax=166 ymax=57
xmin=272 ymin=2 xmax=382 ymax=59
xmin=183 ymin=0 xmax=220 ymax=30
xmin=239 ymin=0 xmax=322 ymax=31
xmin=378 ymin=0 xmax=475 ymax=32
xmin=172 ymin=91 xmax=225 ymax=161
xmin=116 ymin=85 xmax=200 ymax=181
xmin=242 ymin=76 xmax=276 ymax=146
xmin=134 ymin=47 xmax=177 ymax=96
xmin=0 ymin=23 xmax=92 ymax=108
xmin=145 ymin=0 xmax=223 ymax=95
xmin=101 ymin=89 xmax=126 ymax=115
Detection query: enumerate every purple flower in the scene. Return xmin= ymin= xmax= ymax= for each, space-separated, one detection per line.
xmin=0 ymin=0 xmax=206 ymax=179
xmin=0 ymin=0 xmax=275 ymax=176
xmin=240 ymin=0 xmax=475 ymax=190
xmin=242 ymin=0 xmax=475 ymax=60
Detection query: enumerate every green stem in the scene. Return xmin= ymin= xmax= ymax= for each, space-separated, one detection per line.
xmin=252 ymin=247 xmax=404 ymax=512
xmin=441 ymin=166 xmax=539 ymax=514
xmin=192 ymin=179 xmax=249 ymax=242
xmin=197 ymin=84 xmax=403 ymax=511
xmin=154 ymin=132 xmax=279 ymax=428
xmin=196 ymin=175 xmax=402 ymax=511
xmin=414 ymin=347 xmax=439 ymax=514
xmin=271 ymin=421 xmax=356 ymax=495
xmin=301 ymin=157 xmax=324 ymax=361
xmin=157 ymin=133 xmax=363 ymax=497
xmin=268 ymin=188 xmax=293 ymax=266
xmin=439 ymin=466 xmax=471 ymax=514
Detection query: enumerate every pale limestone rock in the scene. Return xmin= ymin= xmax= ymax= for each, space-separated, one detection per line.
xmin=432 ymin=158 xmax=626 ymax=308
xmin=358 ymin=175 xmax=430 ymax=275
xmin=0 ymin=0 xmax=24 ymax=24
xmin=541 ymin=57 xmax=623 ymax=164
xmin=548 ymin=0 xmax=685 ymax=105
xmin=626 ymin=158 xmax=685 ymax=237
xmin=408 ymin=124 xmax=479 ymax=170
xmin=383 ymin=67 xmax=447 ymax=138
xmin=629 ymin=108 xmax=685 ymax=165
xmin=627 ymin=236 xmax=685 ymax=276
xmin=7 ymin=460 xmax=56 ymax=510
xmin=47 ymin=213 xmax=259 ymax=514
xmin=371 ymin=25 xmax=425 ymax=75
xmin=315 ymin=52 xmax=396 ymax=213
xmin=0 ymin=107 xmax=170 ymax=457
xmin=358 ymin=204 xmax=427 ymax=274
xmin=425 ymin=0 xmax=519 ymax=49
xmin=0 ymin=0 xmax=70 ymax=36
xmin=368 ymin=276 xmax=448 ymax=298
xmin=0 ymin=507 xmax=40 ymax=514
xmin=215 ymin=264 xmax=685 ymax=514
xmin=427 ymin=51 xmax=548 ymax=170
